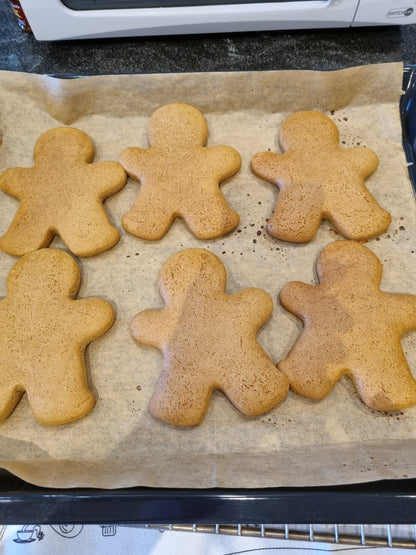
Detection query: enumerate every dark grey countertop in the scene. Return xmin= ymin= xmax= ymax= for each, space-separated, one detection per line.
xmin=1 ymin=1 xmax=416 ymax=74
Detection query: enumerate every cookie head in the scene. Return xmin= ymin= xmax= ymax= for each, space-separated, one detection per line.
xmin=7 ymin=248 xmax=80 ymax=299
xmin=34 ymin=127 xmax=94 ymax=165
xmin=148 ymin=103 xmax=208 ymax=148
xmin=158 ymin=248 xmax=226 ymax=300
xmin=317 ymin=240 xmax=382 ymax=287
xmin=279 ymin=110 xmax=339 ymax=153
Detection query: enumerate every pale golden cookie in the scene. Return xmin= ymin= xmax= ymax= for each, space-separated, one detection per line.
xmin=0 ymin=248 xmax=115 ymax=425
xmin=278 ymin=240 xmax=416 ymax=411
xmin=0 ymin=127 xmax=127 ymax=257
xmin=131 ymin=248 xmax=288 ymax=426
xmin=251 ymin=111 xmax=391 ymax=242
xmin=119 ymin=103 xmax=241 ymax=240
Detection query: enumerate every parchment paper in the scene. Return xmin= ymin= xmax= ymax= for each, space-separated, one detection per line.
xmin=0 ymin=62 xmax=415 ymax=489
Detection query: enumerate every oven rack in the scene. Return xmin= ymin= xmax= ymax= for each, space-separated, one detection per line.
xmin=140 ymin=523 xmax=416 ymax=550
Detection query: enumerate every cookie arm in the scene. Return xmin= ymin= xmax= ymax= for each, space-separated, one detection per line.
xmin=387 ymin=293 xmax=416 ymax=334
xmin=87 ymin=161 xmax=127 ymax=198
xmin=131 ymin=308 xmax=172 ymax=350
xmin=342 ymin=146 xmax=379 ymax=178
xmin=231 ymin=288 xmax=274 ymax=330
xmin=72 ymin=298 xmax=115 ymax=344
xmin=279 ymin=281 xmax=317 ymax=319
xmin=119 ymin=146 xmax=150 ymax=180
xmin=0 ymin=167 xmax=31 ymax=198
xmin=206 ymin=146 xmax=242 ymax=181
xmin=251 ymin=151 xmax=288 ymax=184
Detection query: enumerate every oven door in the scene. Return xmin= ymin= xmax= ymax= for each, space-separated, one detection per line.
xmin=19 ymin=0 xmax=360 ymax=41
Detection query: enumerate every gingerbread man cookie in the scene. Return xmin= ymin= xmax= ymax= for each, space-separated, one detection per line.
xmin=131 ymin=248 xmax=288 ymax=426
xmin=251 ymin=111 xmax=391 ymax=242
xmin=278 ymin=240 xmax=416 ymax=411
xmin=0 ymin=248 xmax=115 ymax=425
xmin=0 ymin=127 xmax=127 ymax=257
xmin=119 ymin=103 xmax=241 ymax=240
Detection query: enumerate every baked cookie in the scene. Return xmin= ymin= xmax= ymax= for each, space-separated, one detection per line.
xmin=119 ymin=103 xmax=241 ymax=240
xmin=251 ymin=111 xmax=391 ymax=242
xmin=0 ymin=127 xmax=127 ymax=257
xmin=278 ymin=240 xmax=416 ymax=411
xmin=0 ymin=248 xmax=115 ymax=425
xmin=131 ymin=248 xmax=288 ymax=426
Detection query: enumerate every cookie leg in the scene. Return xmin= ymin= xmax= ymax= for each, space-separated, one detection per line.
xmin=267 ymin=190 xmax=323 ymax=242
xmin=0 ymin=207 xmax=53 ymax=256
xmin=149 ymin=367 xmax=211 ymax=426
xmin=122 ymin=192 xmax=174 ymax=240
xmin=26 ymin=358 xmax=95 ymax=426
xmin=27 ymin=387 xmax=95 ymax=426
xmin=329 ymin=191 xmax=391 ymax=240
xmin=183 ymin=192 xmax=239 ymax=239
xmin=0 ymin=383 xmax=25 ymax=423
xmin=58 ymin=207 xmax=120 ymax=257
xmin=224 ymin=357 xmax=289 ymax=416
xmin=352 ymin=357 xmax=416 ymax=411
xmin=278 ymin=346 xmax=340 ymax=400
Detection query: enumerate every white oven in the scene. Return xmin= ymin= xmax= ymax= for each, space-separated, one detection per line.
xmin=18 ymin=0 xmax=416 ymax=41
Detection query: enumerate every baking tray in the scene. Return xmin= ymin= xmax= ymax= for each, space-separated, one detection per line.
xmin=0 ymin=66 xmax=415 ymax=526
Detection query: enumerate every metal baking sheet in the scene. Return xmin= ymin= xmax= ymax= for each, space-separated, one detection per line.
xmin=0 ymin=65 xmax=415 ymax=525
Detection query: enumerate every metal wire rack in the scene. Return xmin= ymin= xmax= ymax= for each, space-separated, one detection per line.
xmin=141 ymin=523 xmax=416 ymax=550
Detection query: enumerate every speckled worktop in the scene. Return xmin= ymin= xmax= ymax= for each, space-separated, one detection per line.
xmin=1 ymin=1 xmax=416 ymax=74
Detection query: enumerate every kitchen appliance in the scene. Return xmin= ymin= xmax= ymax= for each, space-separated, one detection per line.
xmin=16 ymin=0 xmax=416 ymax=41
